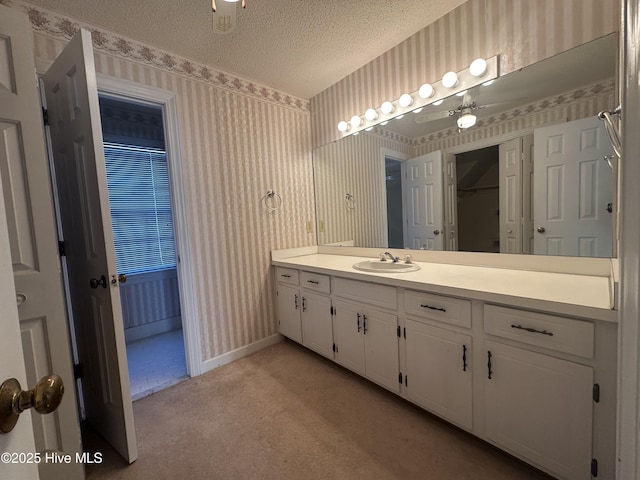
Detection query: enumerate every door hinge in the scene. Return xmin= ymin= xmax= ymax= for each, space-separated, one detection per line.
xmin=58 ymin=240 xmax=66 ymax=257
xmin=73 ymin=363 xmax=83 ymax=379
xmin=591 ymin=458 xmax=598 ymax=477
xmin=398 ymin=372 xmax=403 ymax=384
xmin=42 ymin=107 xmax=49 ymax=126
xmin=397 ymin=325 xmax=401 ymax=337
xmin=593 ymin=383 xmax=600 ymax=403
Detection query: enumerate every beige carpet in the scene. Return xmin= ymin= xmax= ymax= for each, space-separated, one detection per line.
xmin=84 ymin=339 xmax=553 ymax=480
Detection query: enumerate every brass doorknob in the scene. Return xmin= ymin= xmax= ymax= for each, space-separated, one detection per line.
xmin=0 ymin=374 xmax=64 ymax=433
xmin=433 ymin=229 xmax=440 ymax=235
xmin=537 ymin=226 xmax=546 ymax=233
xmin=118 ymin=274 xmax=127 ymax=284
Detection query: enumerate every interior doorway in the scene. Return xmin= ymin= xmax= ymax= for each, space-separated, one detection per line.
xmin=385 ymin=157 xmax=404 ymax=248
xmin=455 ymin=146 xmax=500 ymax=253
xmin=98 ymin=96 xmax=188 ymax=400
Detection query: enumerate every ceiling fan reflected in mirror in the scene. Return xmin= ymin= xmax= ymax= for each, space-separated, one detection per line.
xmin=413 ymin=90 xmax=519 ymax=130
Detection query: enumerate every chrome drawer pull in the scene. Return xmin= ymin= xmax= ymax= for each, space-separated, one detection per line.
xmin=281 ymin=274 xmax=291 ymax=278
xmin=420 ymin=303 xmax=446 ymax=312
xmin=511 ymin=324 xmax=554 ymax=336
xmin=307 ymin=280 xmax=320 ymax=285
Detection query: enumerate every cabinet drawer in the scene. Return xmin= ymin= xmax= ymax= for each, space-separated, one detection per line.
xmin=483 ymin=305 xmax=594 ymax=359
xmin=333 ymin=277 xmax=397 ymax=309
xmin=405 ymin=290 xmax=471 ymax=328
xmin=275 ymin=267 xmax=299 ymax=285
xmin=301 ymin=271 xmax=330 ymax=294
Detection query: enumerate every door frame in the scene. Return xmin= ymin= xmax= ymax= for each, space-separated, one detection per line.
xmin=380 ymin=148 xmax=408 ymax=248
xmin=97 ymin=74 xmax=202 ymax=377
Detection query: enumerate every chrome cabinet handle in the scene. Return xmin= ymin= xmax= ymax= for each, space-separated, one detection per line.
xmin=357 ymin=313 xmax=361 ymax=332
xmin=362 ymin=315 xmax=367 ymax=334
xmin=0 ymin=375 xmax=64 ymax=433
xmin=462 ymin=345 xmax=467 ymax=372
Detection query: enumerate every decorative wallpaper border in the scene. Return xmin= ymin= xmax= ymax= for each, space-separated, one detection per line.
xmin=2 ymin=0 xmax=310 ymax=112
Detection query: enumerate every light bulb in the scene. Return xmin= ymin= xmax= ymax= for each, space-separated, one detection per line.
xmin=350 ymin=115 xmax=363 ymax=128
xmin=365 ymin=127 xmax=373 ymax=131
xmin=432 ymin=99 xmax=444 ymax=106
xmin=482 ymin=80 xmax=495 ymax=87
xmin=380 ymin=121 xmax=388 ymax=125
xmin=398 ymin=93 xmax=413 ymax=108
xmin=337 ymin=121 xmax=349 ymax=133
xmin=418 ymin=83 xmax=434 ymax=99
xmin=457 ymin=113 xmax=477 ymax=129
xmin=395 ymin=114 xmax=404 ymax=119
xmin=364 ymin=108 xmax=378 ymax=121
xmin=413 ymin=107 xmax=423 ymax=113
xmin=380 ymin=101 xmax=395 ymax=115
xmin=442 ymin=71 xmax=458 ymax=88
xmin=469 ymin=58 xmax=488 ymax=77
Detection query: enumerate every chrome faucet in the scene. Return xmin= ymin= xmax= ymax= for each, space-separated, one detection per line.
xmin=381 ymin=251 xmax=399 ymax=263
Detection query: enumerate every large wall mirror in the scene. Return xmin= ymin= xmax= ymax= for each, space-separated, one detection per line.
xmin=313 ymin=33 xmax=618 ymax=258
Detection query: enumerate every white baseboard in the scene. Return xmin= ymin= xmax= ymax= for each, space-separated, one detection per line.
xmin=200 ymin=334 xmax=283 ymax=374
xmin=124 ymin=316 xmax=182 ymax=343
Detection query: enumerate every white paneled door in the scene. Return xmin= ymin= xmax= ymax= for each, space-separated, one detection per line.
xmin=499 ymin=138 xmax=523 ymax=254
xmin=0 ymin=6 xmax=83 ymax=479
xmin=403 ymin=151 xmax=444 ymax=250
xmin=43 ymin=29 xmax=137 ymax=463
xmin=533 ymin=117 xmax=614 ymax=257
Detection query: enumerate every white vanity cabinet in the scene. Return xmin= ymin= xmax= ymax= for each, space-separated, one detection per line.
xmin=275 ymin=268 xmax=302 ymax=343
xmin=275 ymin=268 xmax=333 ymax=358
xmin=299 ymin=272 xmax=333 ymax=358
xmin=271 ymin=254 xmax=615 ymax=480
xmin=483 ymin=305 xmax=596 ymax=480
xmin=333 ymin=278 xmax=400 ymax=393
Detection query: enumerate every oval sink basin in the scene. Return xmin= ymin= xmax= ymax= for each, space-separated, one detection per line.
xmin=353 ymin=260 xmax=420 ymax=273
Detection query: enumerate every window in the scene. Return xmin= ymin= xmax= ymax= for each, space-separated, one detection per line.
xmin=103 ymin=142 xmax=176 ymax=275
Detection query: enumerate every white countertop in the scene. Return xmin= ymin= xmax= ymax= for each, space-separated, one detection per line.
xmin=272 ymin=253 xmax=616 ymax=322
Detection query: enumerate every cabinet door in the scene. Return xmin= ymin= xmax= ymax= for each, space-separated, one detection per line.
xmin=405 ymin=320 xmax=472 ymax=429
xmin=363 ymin=308 xmax=399 ymax=392
xmin=301 ymin=291 xmax=333 ymax=359
xmin=276 ymin=283 xmax=302 ymax=343
xmin=485 ymin=341 xmax=593 ymax=480
xmin=333 ymin=300 xmax=365 ymax=375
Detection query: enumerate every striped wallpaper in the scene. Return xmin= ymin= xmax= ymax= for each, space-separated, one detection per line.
xmin=311 ymin=0 xmax=619 ymax=148
xmin=11 ymin=1 xmax=315 ymax=363
xmin=314 ymin=132 xmax=411 ymax=247
xmin=315 ymin=80 xmax=615 ymax=247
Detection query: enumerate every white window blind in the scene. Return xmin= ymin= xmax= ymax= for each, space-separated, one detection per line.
xmin=103 ymin=142 xmax=176 ymax=275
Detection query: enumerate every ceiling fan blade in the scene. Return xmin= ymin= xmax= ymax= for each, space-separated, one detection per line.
xmin=414 ymin=110 xmax=452 ymax=124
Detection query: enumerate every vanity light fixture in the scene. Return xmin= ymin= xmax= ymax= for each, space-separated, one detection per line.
xmin=442 ymin=71 xmax=458 ymax=88
xmin=336 ymin=55 xmax=499 ymax=136
xmin=398 ymin=93 xmax=414 ymax=108
xmin=418 ymin=83 xmax=435 ymax=99
xmin=380 ymin=101 xmax=395 ymax=115
xmin=364 ymin=108 xmax=378 ymax=121
xmin=469 ymin=58 xmax=488 ymax=77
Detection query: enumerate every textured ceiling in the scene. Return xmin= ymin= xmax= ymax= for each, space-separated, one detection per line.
xmin=26 ymin=0 xmax=467 ymax=99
